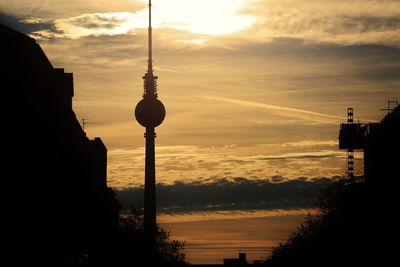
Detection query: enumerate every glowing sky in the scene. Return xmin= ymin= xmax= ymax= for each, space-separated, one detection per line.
xmin=1 ymin=0 xmax=399 ymax=263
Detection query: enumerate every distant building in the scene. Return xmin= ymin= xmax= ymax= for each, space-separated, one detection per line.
xmin=223 ymin=252 xmax=248 ymax=266
xmin=1 ymin=24 xmax=120 ymax=265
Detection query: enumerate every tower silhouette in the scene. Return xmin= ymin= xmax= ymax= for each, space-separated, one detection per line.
xmin=134 ymin=0 xmax=166 ymax=252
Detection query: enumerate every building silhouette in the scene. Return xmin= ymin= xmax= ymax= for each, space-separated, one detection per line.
xmin=363 ymin=103 xmax=399 ymax=182
xmin=1 ymin=24 xmax=120 ymax=265
xmin=134 ymin=0 xmax=166 ymax=252
xmin=339 ymin=103 xmax=399 ymax=182
xmin=223 ymin=252 xmax=248 ymax=266
xmin=265 ymin=105 xmax=399 ymax=266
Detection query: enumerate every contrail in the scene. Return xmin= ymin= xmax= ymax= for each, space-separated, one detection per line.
xmin=196 ymin=95 xmax=374 ymax=124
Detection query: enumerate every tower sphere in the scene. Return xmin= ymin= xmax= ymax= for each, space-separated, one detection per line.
xmin=135 ymin=97 xmax=166 ymax=127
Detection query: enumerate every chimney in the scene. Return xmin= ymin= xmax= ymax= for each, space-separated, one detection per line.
xmin=239 ymin=252 xmax=247 ymax=263
xmin=54 ymin=68 xmax=74 ymax=108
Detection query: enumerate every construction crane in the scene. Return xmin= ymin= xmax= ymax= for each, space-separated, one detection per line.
xmin=339 ymin=108 xmax=365 ymax=181
xmin=346 ymin=108 xmax=355 ymax=179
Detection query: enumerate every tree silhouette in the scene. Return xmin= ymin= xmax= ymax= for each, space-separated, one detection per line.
xmin=116 ymin=207 xmax=187 ymax=267
xmin=264 ymin=178 xmax=394 ymax=266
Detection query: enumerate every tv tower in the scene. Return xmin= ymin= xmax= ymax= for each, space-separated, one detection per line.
xmin=134 ymin=0 xmax=166 ymax=251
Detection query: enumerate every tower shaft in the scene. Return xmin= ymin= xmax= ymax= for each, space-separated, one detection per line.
xmin=144 ymin=126 xmax=156 ymax=250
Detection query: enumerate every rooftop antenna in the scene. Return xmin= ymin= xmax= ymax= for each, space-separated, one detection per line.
xmin=380 ymin=100 xmax=399 ymax=114
xmin=81 ymin=118 xmax=96 ymax=130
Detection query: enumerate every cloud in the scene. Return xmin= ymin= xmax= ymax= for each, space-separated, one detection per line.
xmin=106 ymin=144 xmax=349 ymax=189
xmin=247 ymin=0 xmax=400 ymax=47
xmin=356 ymin=65 xmax=400 ymax=81
xmin=150 ymin=0 xmax=257 ymax=36
xmin=0 ymin=10 xmax=143 ymax=40
xmin=54 ymin=12 xmax=141 ymax=38
xmin=68 ymin=14 xmax=128 ymax=29
xmin=282 ymin=140 xmax=338 ymax=147
xmin=23 ymin=0 xmax=256 ymax=39
xmin=114 ymin=176 xmax=334 ymax=213
xmin=33 ymin=34 xmax=385 ymax=187
xmin=0 ymin=0 xmax=147 ymax=21
xmin=258 ymin=151 xmax=340 ymax=160
xmin=162 ymin=212 xmax=309 ymax=264
xmin=159 ymin=209 xmax=313 ymax=224
xmin=0 ymin=11 xmax=63 ymax=39
xmin=196 ymin=95 xmax=347 ymax=124
xmin=3 ymin=0 xmax=400 ymax=47
xmin=195 ymin=96 xmax=378 ymax=124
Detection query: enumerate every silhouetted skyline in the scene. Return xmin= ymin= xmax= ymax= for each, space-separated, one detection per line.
xmin=1 ymin=0 xmax=399 ymax=264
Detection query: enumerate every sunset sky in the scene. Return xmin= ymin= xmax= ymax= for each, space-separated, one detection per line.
xmin=1 ymin=0 xmax=399 ymax=263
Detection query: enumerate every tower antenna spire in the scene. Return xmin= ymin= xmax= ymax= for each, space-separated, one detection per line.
xmin=148 ymin=0 xmax=153 ymax=73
